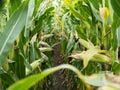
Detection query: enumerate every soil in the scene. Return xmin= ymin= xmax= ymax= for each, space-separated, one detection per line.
xmin=52 ymin=43 xmax=67 ymax=90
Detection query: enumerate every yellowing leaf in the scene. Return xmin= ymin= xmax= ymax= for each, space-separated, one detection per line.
xmin=99 ymin=7 xmax=110 ymax=22
xmin=26 ymin=59 xmax=43 ymax=75
xmin=70 ymin=47 xmax=101 ymax=69
xmin=82 ymin=47 xmax=100 ymax=69
xmin=70 ymin=46 xmax=110 ymax=69
xmin=63 ymin=0 xmax=86 ymax=20
xmin=39 ymin=47 xmax=53 ymax=52
xmin=78 ymin=38 xmax=94 ymax=49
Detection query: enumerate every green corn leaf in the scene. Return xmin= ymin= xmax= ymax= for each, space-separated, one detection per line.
xmin=14 ymin=48 xmax=25 ymax=79
xmin=89 ymin=3 xmax=102 ymax=21
xmin=24 ymin=0 xmax=35 ymax=38
xmin=0 ymin=69 xmax=15 ymax=85
xmin=10 ymin=0 xmax=21 ymax=14
xmin=111 ymin=13 xmax=120 ymax=51
xmin=88 ymin=0 xmax=101 ymax=10
xmin=0 ymin=0 xmax=5 ymax=11
xmin=26 ymin=59 xmax=43 ymax=75
xmin=0 ymin=1 xmax=28 ymax=67
xmin=8 ymin=67 xmax=120 ymax=90
xmin=110 ymin=0 xmax=120 ymax=17
xmin=30 ymin=43 xmax=36 ymax=61
xmin=34 ymin=42 xmax=42 ymax=58
xmin=63 ymin=0 xmax=86 ymax=20
xmin=76 ymin=27 xmax=87 ymax=40
xmin=112 ymin=62 xmax=120 ymax=74
xmin=33 ymin=0 xmax=42 ymax=16
xmin=31 ymin=7 xmax=54 ymax=37
xmin=36 ymin=0 xmax=49 ymax=17
xmin=67 ymin=33 xmax=75 ymax=53
xmin=7 ymin=64 xmax=84 ymax=90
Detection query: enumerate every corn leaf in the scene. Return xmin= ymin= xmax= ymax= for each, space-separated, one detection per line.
xmin=112 ymin=62 xmax=120 ymax=74
xmin=10 ymin=0 xmax=21 ymax=13
xmin=0 ymin=1 xmax=28 ymax=67
xmin=85 ymin=73 xmax=120 ymax=90
xmin=0 ymin=69 xmax=15 ymax=85
xmin=26 ymin=59 xmax=43 ymax=75
xmin=110 ymin=0 xmax=120 ymax=17
xmin=82 ymin=47 xmax=100 ymax=69
xmin=14 ymin=48 xmax=25 ymax=79
xmin=70 ymin=46 xmax=110 ymax=69
xmin=63 ymin=0 xmax=86 ymax=20
xmin=24 ymin=0 xmax=35 ymax=38
xmin=78 ymin=38 xmax=94 ymax=49
xmin=7 ymin=64 xmax=84 ymax=90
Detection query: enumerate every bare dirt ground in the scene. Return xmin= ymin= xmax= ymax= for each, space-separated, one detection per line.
xmin=52 ymin=44 xmax=67 ymax=90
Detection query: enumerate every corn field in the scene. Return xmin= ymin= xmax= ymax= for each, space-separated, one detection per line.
xmin=0 ymin=0 xmax=120 ymax=90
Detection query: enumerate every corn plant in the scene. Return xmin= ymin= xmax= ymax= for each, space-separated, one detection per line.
xmin=0 ymin=0 xmax=120 ymax=90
